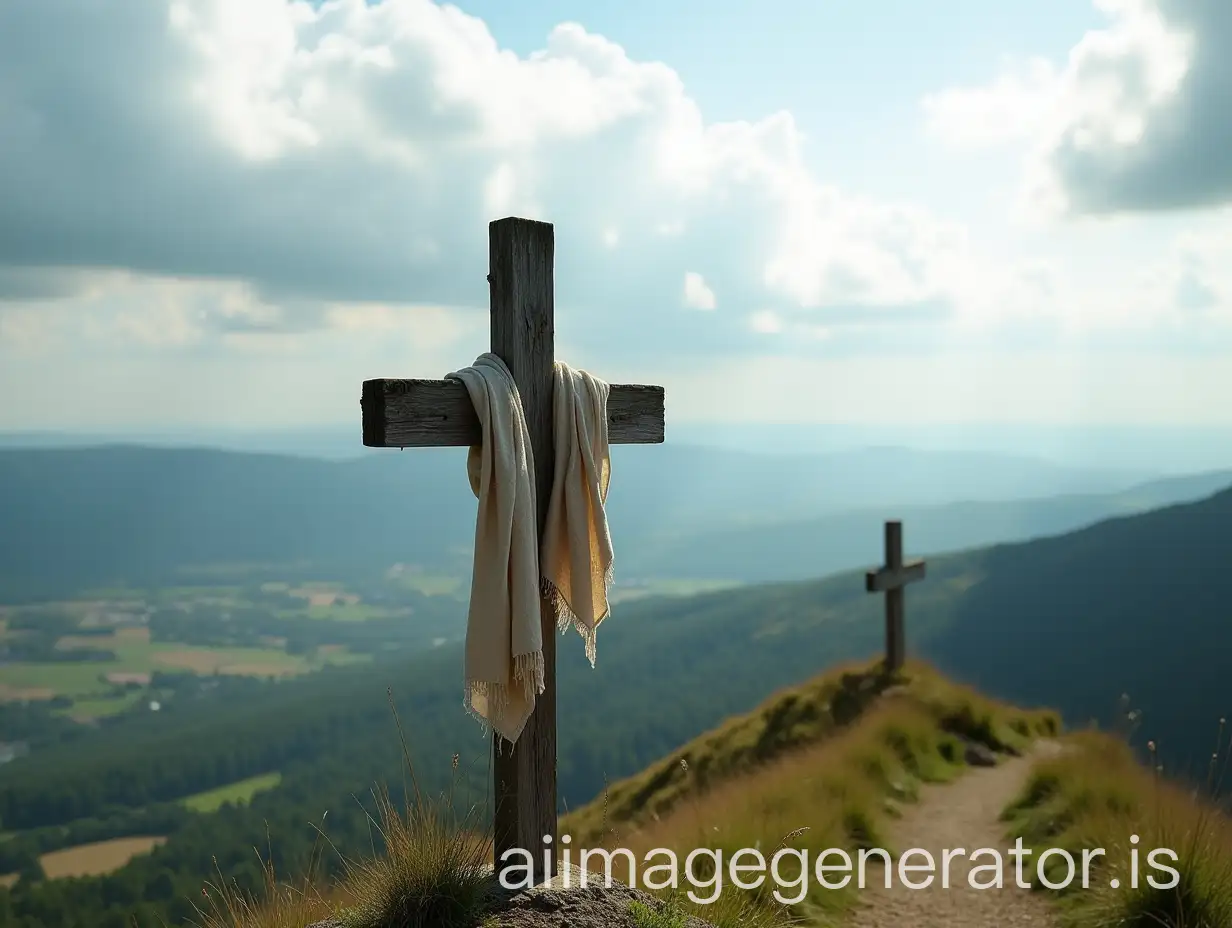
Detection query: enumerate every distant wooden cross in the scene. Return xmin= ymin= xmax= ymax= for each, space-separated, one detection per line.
xmin=360 ymin=217 xmax=665 ymax=883
xmin=864 ymin=520 xmax=925 ymax=672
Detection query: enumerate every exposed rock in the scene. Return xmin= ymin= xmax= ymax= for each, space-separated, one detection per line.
xmin=962 ymin=740 xmax=998 ymax=767
xmin=480 ymin=864 xmax=715 ymax=928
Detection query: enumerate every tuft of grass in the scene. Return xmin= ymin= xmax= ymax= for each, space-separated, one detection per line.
xmin=331 ymin=693 xmax=493 ymax=928
xmin=1003 ymin=722 xmax=1232 ymax=928
xmin=334 ymin=782 xmax=492 ymax=928
xmin=629 ymin=894 xmax=691 ymax=928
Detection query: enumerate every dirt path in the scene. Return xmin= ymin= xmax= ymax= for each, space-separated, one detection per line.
xmin=843 ymin=744 xmax=1061 ymax=928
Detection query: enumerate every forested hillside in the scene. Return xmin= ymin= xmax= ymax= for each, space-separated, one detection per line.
xmin=927 ymin=481 xmax=1232 ymax=780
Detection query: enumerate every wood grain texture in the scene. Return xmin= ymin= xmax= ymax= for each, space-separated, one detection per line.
xmin=487 ymin=217 xmax=558 ymax=885
xmin=361 ymin=379 xmax=664 ymax=447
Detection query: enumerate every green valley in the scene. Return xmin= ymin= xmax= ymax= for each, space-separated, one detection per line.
xmin=1 ymin=476 xmax=1230 ymax=925
xmin=0 ymin=573 xmax=465 ymax=724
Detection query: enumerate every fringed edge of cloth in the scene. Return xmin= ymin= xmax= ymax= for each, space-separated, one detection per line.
xmin=463 ymin=650 xmax=546 ymax=753
xmin=542 ymin=561 xmax=614 ymax=670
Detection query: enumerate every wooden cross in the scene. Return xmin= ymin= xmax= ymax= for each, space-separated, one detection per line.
xmin=864 ymin=520 xmax=925 ymax=672
xmin=360 ymin=217 xmax=665 ymax=883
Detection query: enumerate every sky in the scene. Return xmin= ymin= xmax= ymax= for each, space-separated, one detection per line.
xmin=2 ymin=0 xmax=1232 ymax=436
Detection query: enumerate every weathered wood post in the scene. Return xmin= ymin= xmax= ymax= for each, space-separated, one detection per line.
xmin=487 ymin=218 xmax=558 ymax=881
xmin=360 ymin=217 xmax=665 ymax=884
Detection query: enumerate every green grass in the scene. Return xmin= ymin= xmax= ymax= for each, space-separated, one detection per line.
xmin=181 ymin=773 xmax=284 ymax=813
xmin=629 ymin=896 xmax=691 ymax=928
xmin=1002 ymin=728 xmax=1232 ymax=928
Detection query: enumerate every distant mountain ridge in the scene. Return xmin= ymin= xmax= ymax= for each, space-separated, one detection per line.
xmin=8 ymin=422 xmax=1232 ymax=472
xmin=0 ymin=441 xmax=1170 ymax=598
xmin=620 ymin=468 xmax=1232 ymax=583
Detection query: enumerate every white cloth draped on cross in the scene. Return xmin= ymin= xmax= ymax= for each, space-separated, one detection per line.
xmin=445 ymin=352 xmax=615 ymax=744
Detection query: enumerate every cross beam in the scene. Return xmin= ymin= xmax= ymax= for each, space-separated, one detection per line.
xmin=864 ymin=520 xmax=925 ymax=672
xmin=360 ymin=217 xmax=664 ymax=885
xmin=362 ymin=380 xmax=664 ymax=447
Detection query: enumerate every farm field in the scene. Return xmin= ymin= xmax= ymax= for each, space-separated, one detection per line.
xmin=383 ymin=565 xmax=465 ymax=597
xmin=0 ymin=567 xmax=468 ymax=723
xmin=179 ymin=773 xmax=283 ymax=813
xmin=0 ymin=625 xmax=365 ymax=719
xmin=38 ymin=836 xmax=167 ymax=880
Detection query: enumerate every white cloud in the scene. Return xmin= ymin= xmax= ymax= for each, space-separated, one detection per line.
xmin=748 ymin=310 xmax=781 ymax=334
xmin=923 ymin=0 xmax=1232 ymax=216
xmin=921 ymin=58 xmax=1061 ymax=150
xmin=1130 ymin=225 xmax=1232 ymax=324
xmin=0 ymin=0 xmax=988 ymax=366
xmin=682 ymin=272 xmax=716 ymax=310
xmin=586 ymin=350 xmax=1232 ymax=427
xmin=3 ymin=0 xmax=1232 ymax=429
xmin=0 ymin=270 xmax=484 ymax=360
